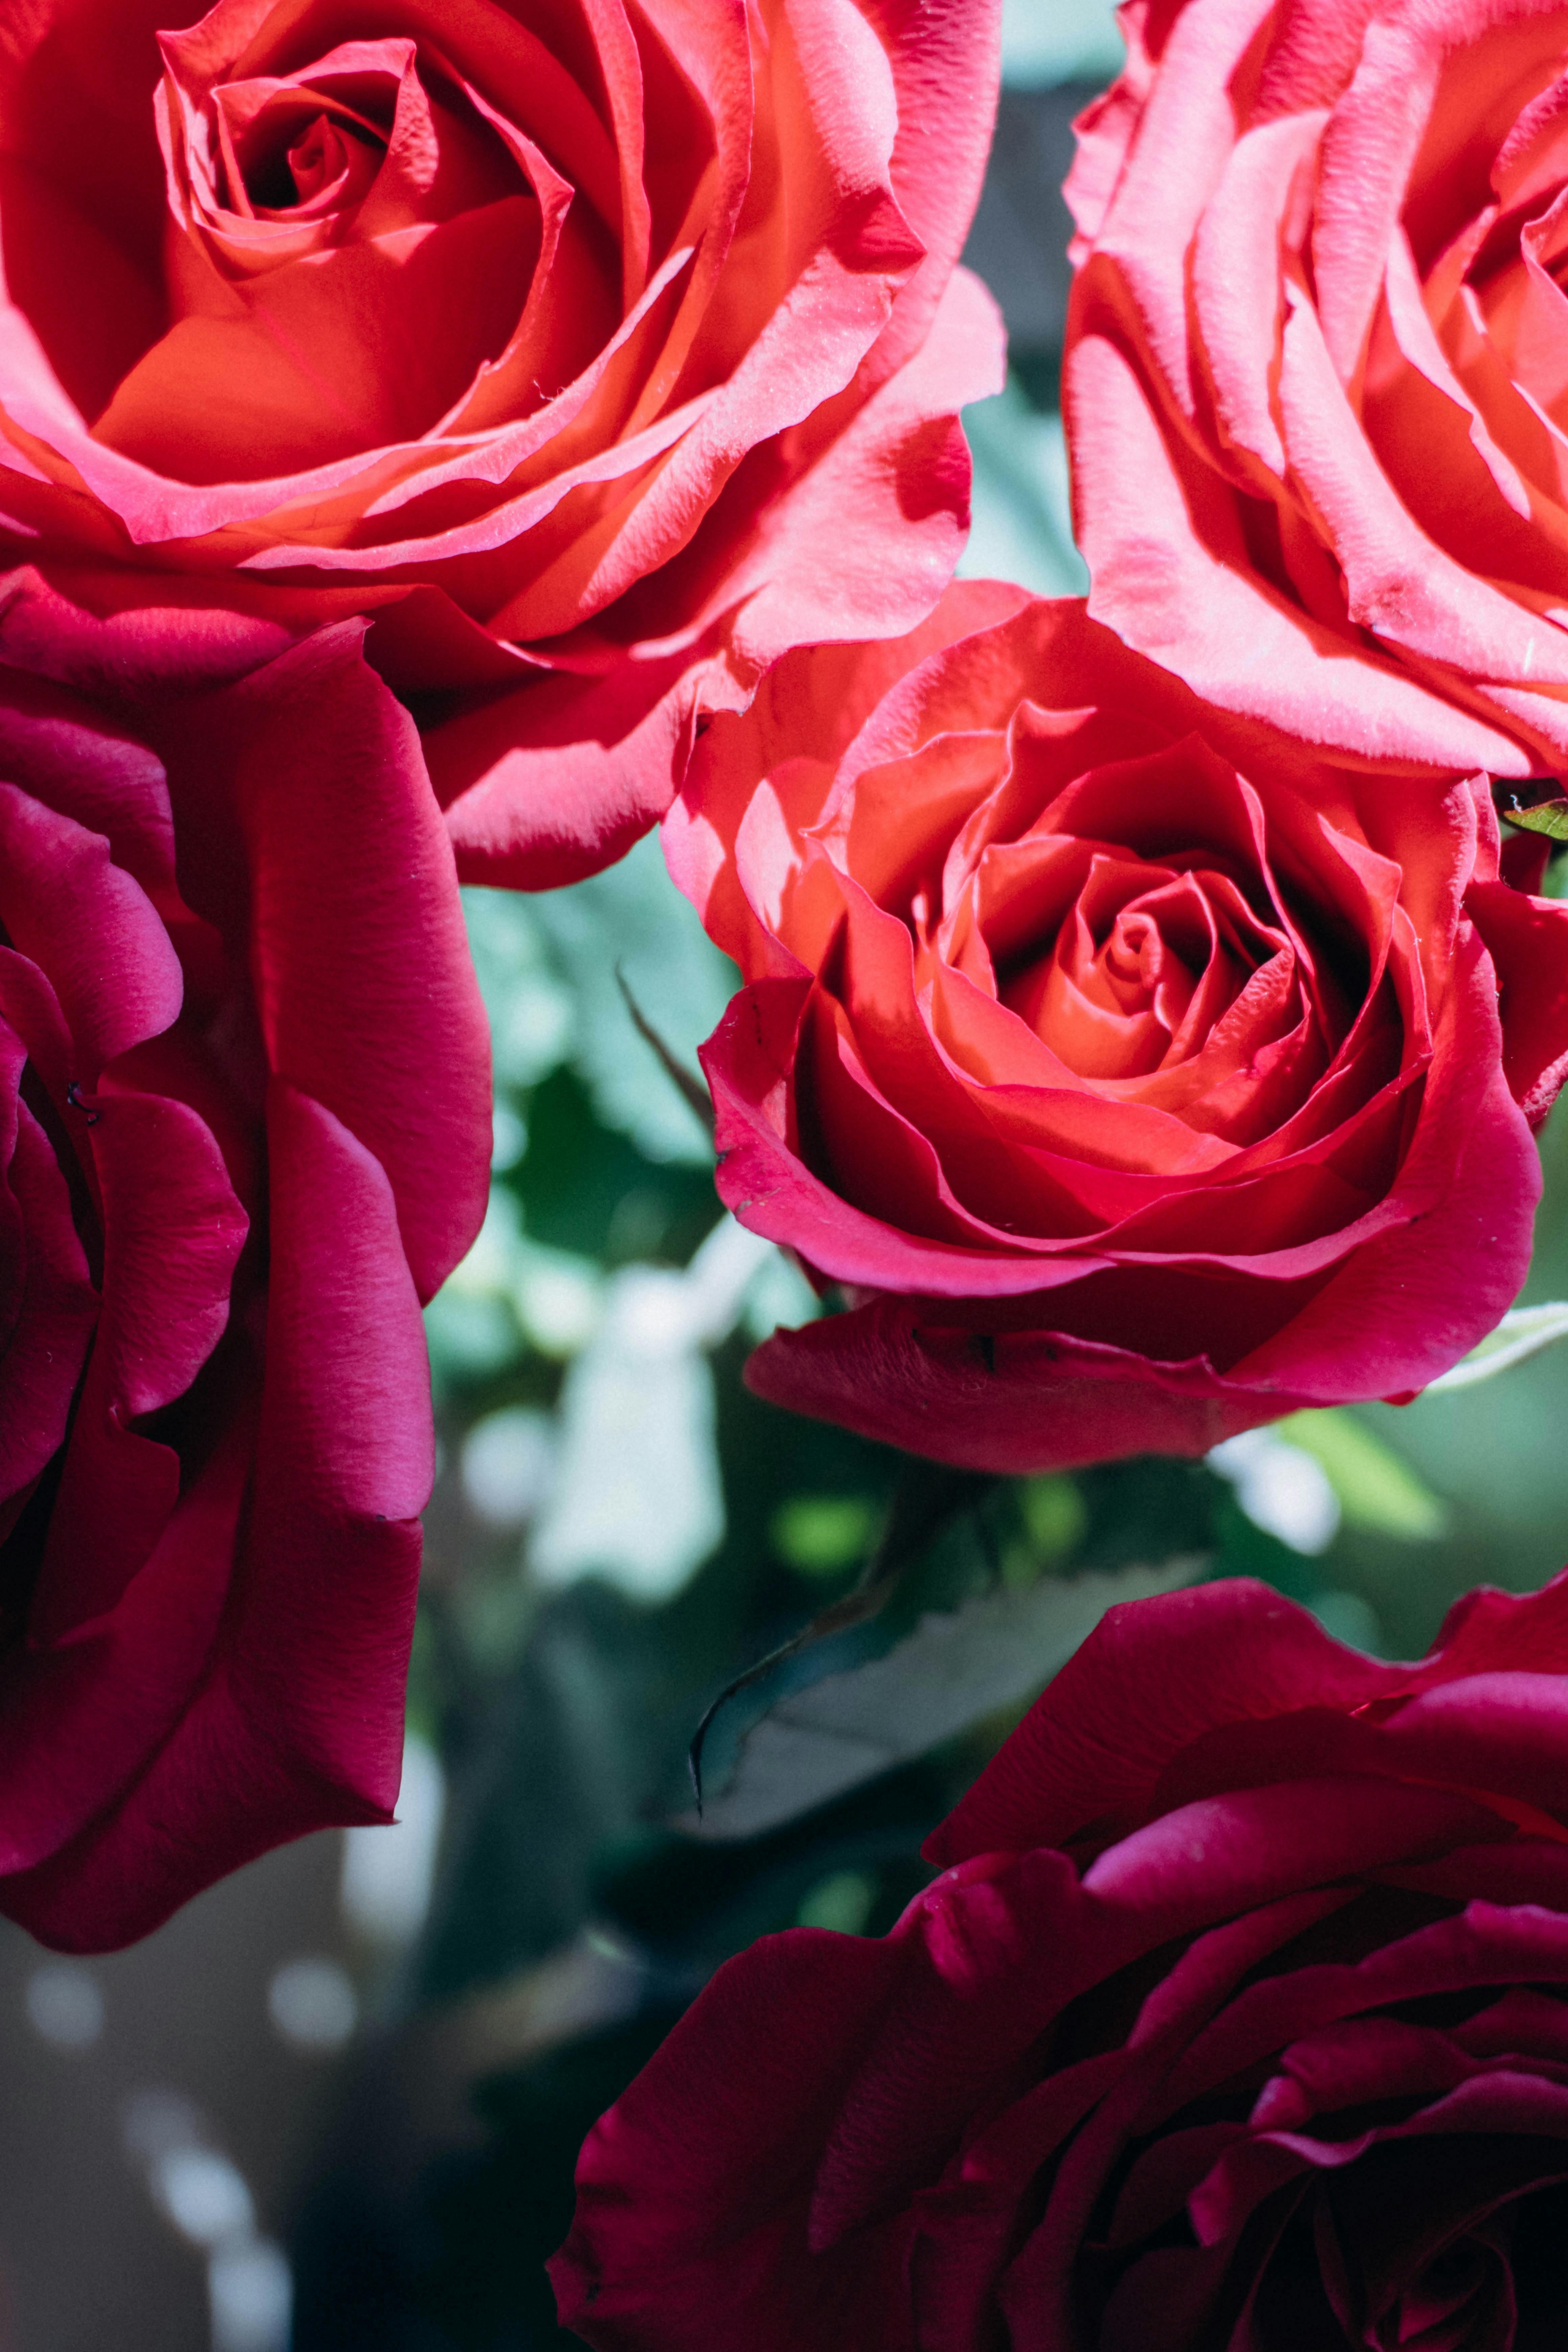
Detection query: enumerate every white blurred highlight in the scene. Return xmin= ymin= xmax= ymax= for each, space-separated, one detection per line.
xmin=267 ymin=1957 xmax=359 ymax=2054
xmin=209 ymin=2239 xmax=292 ymax=2352
xmin=154 ymin=2148 xmax=255 ymax=2247
xmin=1208 ymin=1429 xmax=1342 ymax=1555
xmin=460 ymin=1405 xmax=555 ymax=1526
xmin=340 ymin=1731 xmax=446 ymax=1945
xmin=24 ymin=1962 xmax=104 ymax=2052
xmin=531 ymin=1218 xmax=778 ymax=1602
xmin=121 ymin=2090 xmax=291 ymax=2352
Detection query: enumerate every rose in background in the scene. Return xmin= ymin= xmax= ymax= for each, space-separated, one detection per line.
xmin=0 ymin=0 xmax=1002 ymax=888
xmin=0 ymin=567 xmax=490 ymax=1950
xmin=553 ymin=1570 xmax=1568 ymax=2349
xmin=664 ymin=585 xmax=1568 ymax=1472
xmin=1066 ymin=0 xmax=1568 ymax=788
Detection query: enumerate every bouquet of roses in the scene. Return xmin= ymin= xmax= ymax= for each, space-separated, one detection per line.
xmin=9 ymin=0 xmax=1568 ymax=2341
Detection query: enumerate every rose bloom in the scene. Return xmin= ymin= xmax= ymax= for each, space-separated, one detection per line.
xmin=0 ymin=0 xmax=1003 ymax=887
xmin=553 ymin=1571 xmax=1568 ymax=2350
xmin=1066 ymin=0 xmax=1568 ymax=791
xmin=664 ymin=584 xmax=1568 ymax=1472
xmin=0 ymin=566 xmax=489 ymax=1950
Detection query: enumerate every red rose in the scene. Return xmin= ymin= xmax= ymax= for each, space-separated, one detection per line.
xmin=0 ymin=566 xmax=490 ymax=1950
xmin=1065 ymin=0 xmax=1568 ymax=787
xmin=552 ymin=1571 xmax=1568 ymax=2350
xmin=0 ymin=0 xmax=1003 ymax=887
xmin=664 ymin=585 xmax=1568 ymax=1472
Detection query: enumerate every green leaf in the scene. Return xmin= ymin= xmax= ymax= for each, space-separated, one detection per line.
xmin=678 ymin=1555 xmax=1202 ymax=1842
xmin=1276 ymin=1410 xmax=1446 ymax=1540
xmin=1423 ymin=1302 xmax=1568 ymax=1393
xmin=1496 ymin=782 xmax=1568 ymax=842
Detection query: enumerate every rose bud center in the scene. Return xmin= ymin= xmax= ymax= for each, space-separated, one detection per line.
xmin=212 ymin=74 xmax=398 ymax=222
xmin=998 ymin=853 xmax=1288 ymax=1085
xmin=238 ymin=104 xmax=387 ymax=217
xmin=89 ymin=29 xmax=540 ymax=480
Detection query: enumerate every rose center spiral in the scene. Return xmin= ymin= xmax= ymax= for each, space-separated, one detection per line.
xmin=997 ymin=858 xmax=1274 ymax=1085
xmin=223 ymin=89 xmax=390 ymax=218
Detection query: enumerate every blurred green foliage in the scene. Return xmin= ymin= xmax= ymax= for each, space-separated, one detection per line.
xmin=770 ymin=1494 xmax=883 ymax=1578
xmin=1017 ymin=1473 xmax=1091 ymax=1566
xmin=1279 ymin=1411 xmax=1447 ymax=1542
xmin=959 ymin=378 xmax=1087 ymax=598
xmin=1001 ymin=0 xmax=1122 ymax=85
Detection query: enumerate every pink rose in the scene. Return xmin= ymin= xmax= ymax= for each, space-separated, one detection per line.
xmin=0 ymin=567 xmax=489 ymax=1949
xmin=0 ymin=0 xmax=1003 ymax=886
xmin=664 ymin=584 xmax=1568 ymax=1471
xmin=553 ymin=1571 xmax=1568 ymax=2350
xmin=1066 ymin=0 xmax=1568 ymax=789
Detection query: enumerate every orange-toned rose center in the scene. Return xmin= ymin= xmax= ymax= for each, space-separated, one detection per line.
xmin=84 ymin=20 xmax=541 ymax=482
xmin=920 ymin=775 xmax=1318 ymax=1134
xmin=997 ymin=858 xmax=1279 ymax=1084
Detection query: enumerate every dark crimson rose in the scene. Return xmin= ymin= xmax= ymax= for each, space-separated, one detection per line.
xmin=553 ymin=1572 xmax=1568 ymax=2351
xmin=1065 ymin=0 xmax=1568 ymax=793
xmin=0 ymin=566 xmax=490 ymax=1950
xmin=663 ymin=585 xmax=1568 ymax=1472
xmin=0 ymin=0 xmax=1003 ymax=886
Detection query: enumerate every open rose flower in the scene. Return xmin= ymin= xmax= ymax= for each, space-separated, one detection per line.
xmin=1066 ymin=0 xmax=1568 ymax=791
xmin=0 ymin=567 xmax=490 ymax=1950
xmin=0 ymin=0 xmax=1003 ymax=887
xmin=664 ymin=585 xmax=1568 ymax=1471
xmin=553 ymin=1570 xmax=1568 ymax=2350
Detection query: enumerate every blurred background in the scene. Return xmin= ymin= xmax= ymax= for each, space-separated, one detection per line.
xmin=13 ymin=1 xmax=1568 ymax=2344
